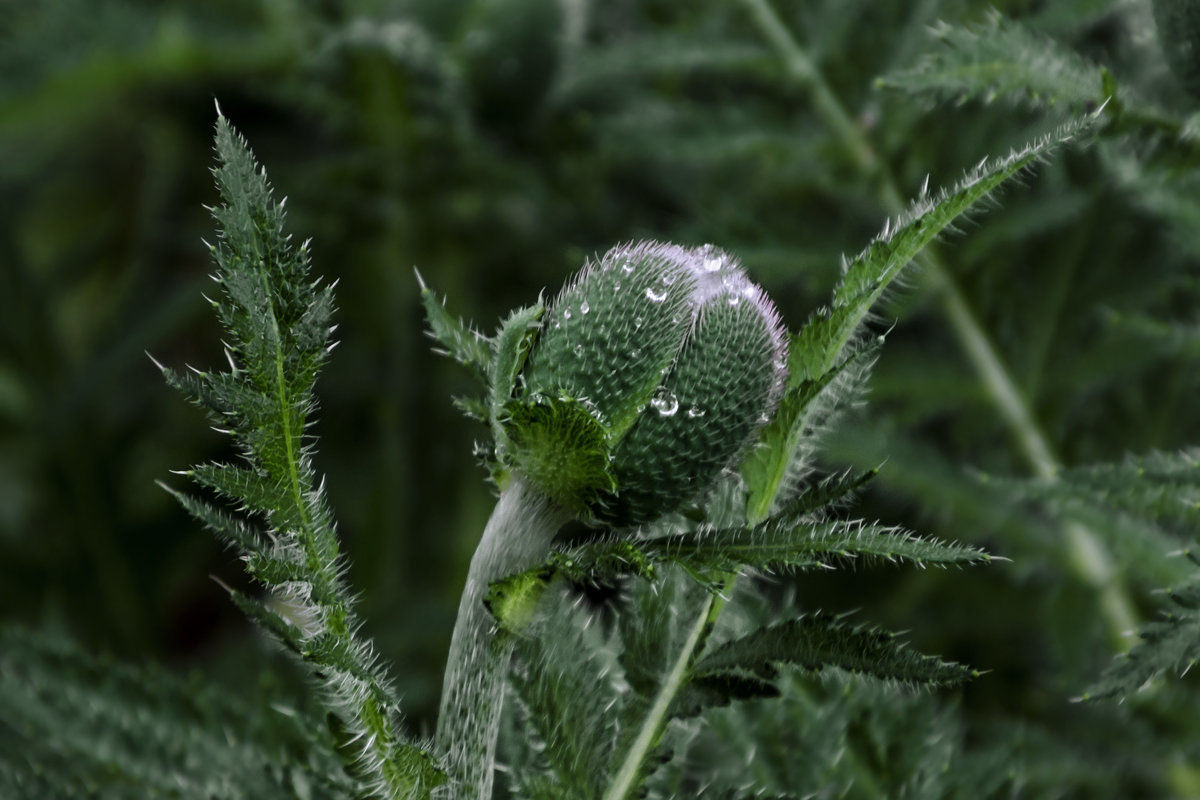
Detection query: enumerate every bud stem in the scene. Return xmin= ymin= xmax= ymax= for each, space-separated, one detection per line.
xmin=436 ymin=477 xmax=570 ymax=799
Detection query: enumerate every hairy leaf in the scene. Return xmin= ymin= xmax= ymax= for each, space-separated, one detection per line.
xmin=161 ymin=112 xmax=443 ymax=798
xmin=417 ymin=269 xmax=493 ymax=386
xmin=1083 ymin=573 xmax=1200 ymax=701
xmin=0 ymin=626 xmax=355 ymax=800
xmin=743 ymin=110 xmax=1099 ymax=522
xmin=693 ymin=615 xmax=977 ymax=691
xmin=879 ymin=12 xmax=1105 ymax=113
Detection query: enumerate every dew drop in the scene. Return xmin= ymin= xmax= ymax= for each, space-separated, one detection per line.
xmin=563 ymin=308 xmax=573 ymax=320
xmin=634 ymin=316 xmax=644 ymax=329
xmin=580 ymin=300 xmax=590 ymax=315
xmin=621 ymin=260 xmax=636 ymax=274
xmin=573 ymin=344 xmax=584 ymax=357
xmin=630 ymin=348 xmax=641 ymax=359
xmin=651 ymin=391 xmax=680 ymax=417
xmin=726 ymin=295 xmax=742 ymax=307
xmin=687 ymin=406 xmax=706 ymax=418
xmin=700 ymin=244 xmax=726 ymax=273
xmin=646 ymin=287 xmax=667 ymax=303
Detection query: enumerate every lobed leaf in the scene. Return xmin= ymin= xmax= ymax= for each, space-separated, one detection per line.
xmin=162 ymin=113 xmax=444 ymax=799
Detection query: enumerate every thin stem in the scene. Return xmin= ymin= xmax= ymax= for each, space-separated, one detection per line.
xmin=740 ymin=0 xmax=1138 ymax=646
xmin=603 ymin=574 xmax=733 ymax=800
xmin=436 ymin=477 xmax=569 ymax=799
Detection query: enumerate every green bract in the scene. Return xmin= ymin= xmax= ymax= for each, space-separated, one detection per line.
xmin=499 ymin=241 xmax=786 ymax=526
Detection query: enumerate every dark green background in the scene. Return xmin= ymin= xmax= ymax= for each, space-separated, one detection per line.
xmin=3 ymin=0 xmax=1198 ymax=745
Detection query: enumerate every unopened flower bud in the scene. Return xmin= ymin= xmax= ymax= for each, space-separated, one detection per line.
xmin=501 ymin=241 xmax=786 ymax=526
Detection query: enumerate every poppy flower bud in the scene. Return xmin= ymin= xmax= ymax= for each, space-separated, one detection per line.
xmin=501 ymin=241 xmax=787 ymax=526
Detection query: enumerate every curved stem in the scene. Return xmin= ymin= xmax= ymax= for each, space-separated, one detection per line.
xmin=436 ymin=477 xmax=569 ymax=799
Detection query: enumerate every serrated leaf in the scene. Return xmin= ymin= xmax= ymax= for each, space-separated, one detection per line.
xmin=774 ymin=467 xmax=878 ymax=519
xmin=162 ymin=113 xmax=441 ymax=800
xmin=823 ymin=113 xmax=1100 ymax=385
xmin=879 ymin=12 xmax=1104 ymax=114
xmin=161 ymin=484 xmax=267 ymax=554
xmin=223 ymin=585 xmax=305 ymax=653
xmin=416 ymin=270 xmax=493 ymax=385
xmin=672 ymin=671 xmax=779 ymax=718
xmin=693 ymin=615 xmax=977 ymax=691
xmin=640 ymin=517 xmax=990 ymax=585
xmin=1082 ymin=574 xmax=1200 ymax=702
xmin=743 ymin=112 xmax=1098 ymax=524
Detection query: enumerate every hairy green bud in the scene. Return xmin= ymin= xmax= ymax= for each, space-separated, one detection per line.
xmin=500 ymin=241 xmax=786 ymax=526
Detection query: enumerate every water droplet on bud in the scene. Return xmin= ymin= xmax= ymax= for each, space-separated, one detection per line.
xmin=573 ymin=344 xmax=584 ymax=357
xmin=646 ymin=287 xmax=667 ymax=303
xmin=580 ymin=300 xmax=590 ymax=315
xmin=563 ymin=308 xmax=573 ymax=320
xmin=727 ymin=295 xmax=742 ymax=306
xmin=687 ymin=406 xmax=706 ymax=418
xmin=699 ymin=243 xmax=726 ymax=272
xmin=621 ymin=261 xmax=635 ymax=274
xmin=650 ymin=391 xmax=679 ymax=417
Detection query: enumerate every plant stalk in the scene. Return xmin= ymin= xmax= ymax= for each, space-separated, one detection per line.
xmin=436 ymin=476 xmax=569 ymax=799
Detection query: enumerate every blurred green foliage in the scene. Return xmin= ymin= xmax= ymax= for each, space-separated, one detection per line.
xmin=4 ymin=0 xmax=1200 ymax=793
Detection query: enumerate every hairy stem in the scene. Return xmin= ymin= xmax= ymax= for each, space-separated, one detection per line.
xmin=741 ymin=0 xmax=1138 ymax=646
xmin=436 ymin=477 xmax=569 ymax=799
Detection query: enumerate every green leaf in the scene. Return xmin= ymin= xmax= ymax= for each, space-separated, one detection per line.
xmin=742 ymin=340 xmax=880 ymax=523
xmin=774 ymin=467 xmax=878 ymax=519
xmin=639 ymin=517 xmax=991 ymax=588
xmin=693 ymin=615 xmax=978 ymax=691
xmin=490 ymin=301 xmax=545 ymax=443
xmin=822 ymin=112 xmax=1100 ymax=385
xmin=416 ymin=270 xmax=493 ymax=385
xmin=506 ymin=597 xmax=627 ymax=800
xmin=742 ymin=111 xmax=1099 ymax=523
xmin=0 ymin=626 xmax=359 ymax=800
xmin=163 ymin=112 xmax=444 ymax=799
xmin=159 ymin=483 xmax=268 ymax=555
xmin=673 ymin=671 xmax=780 ymax=718
xmin=987 ymin=449 xmax=1200 ymax=589
xmin=1082 ymin=573 xmax=1200 ymax=701
xmin=878 ymin=12 xmax=1105 ymax=113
